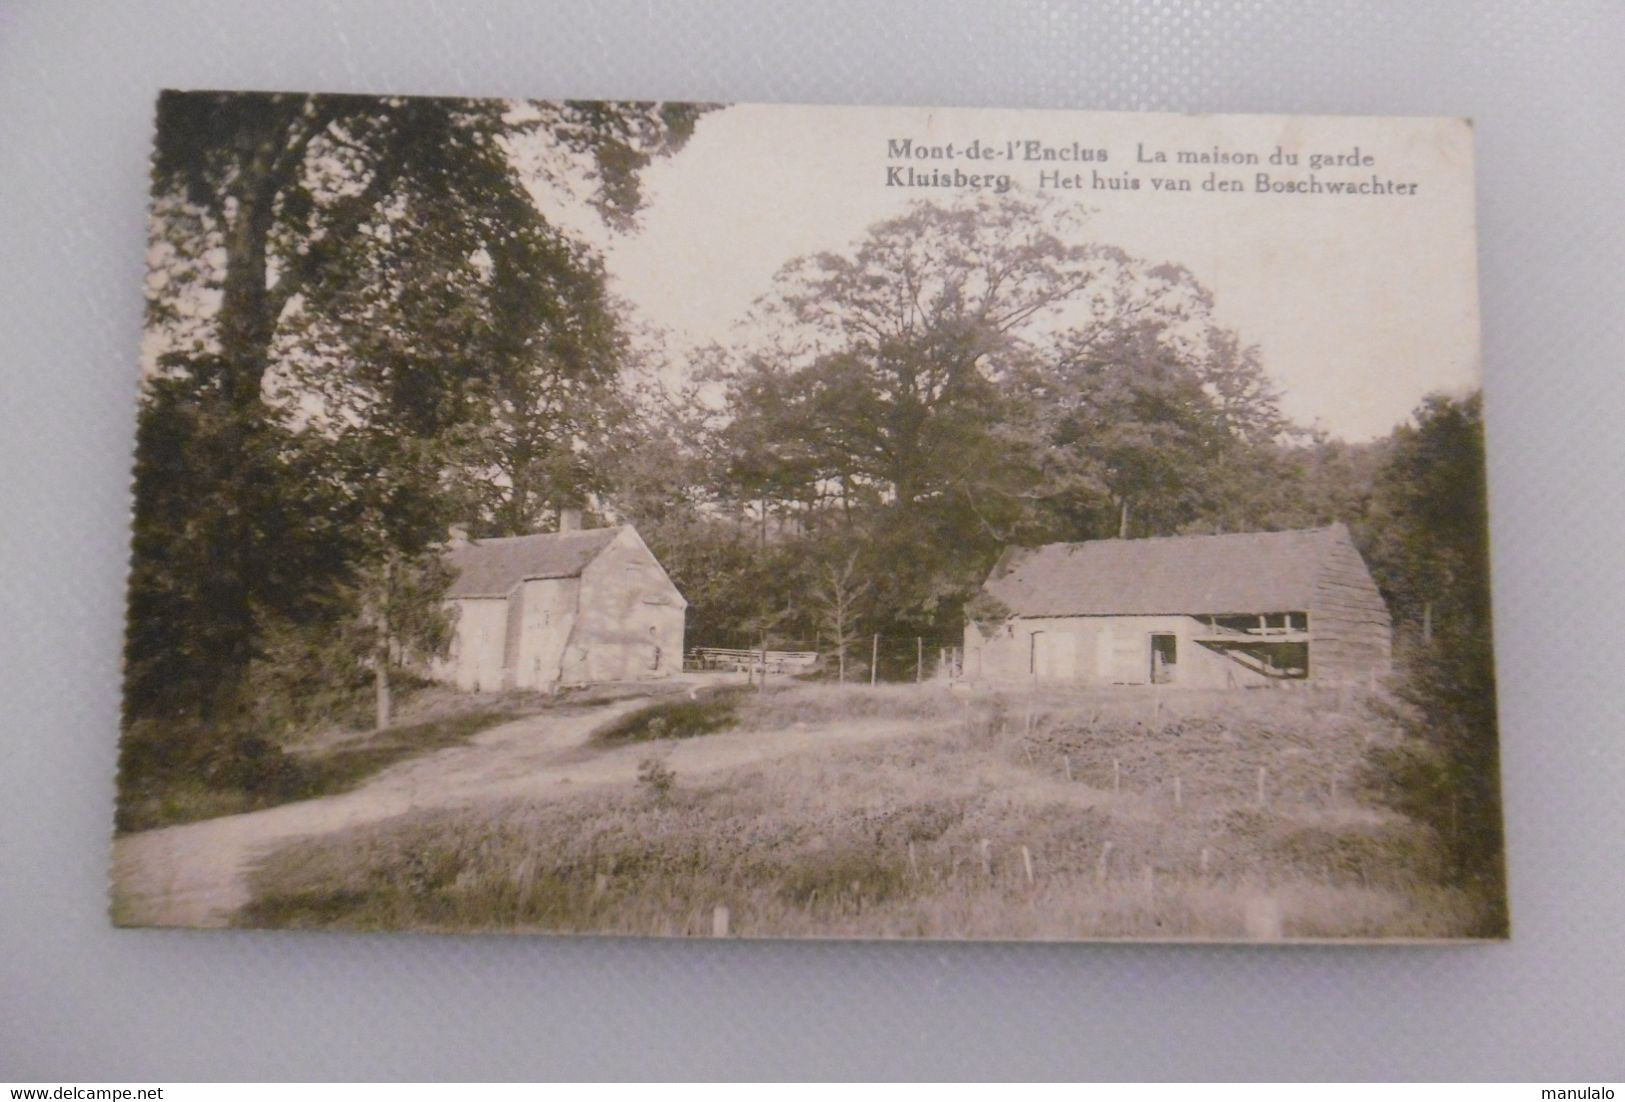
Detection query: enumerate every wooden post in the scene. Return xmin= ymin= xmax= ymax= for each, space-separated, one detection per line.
xmin=1021 ymin=845 xmax=1035 ymax=885
xmin=916 ymin=636 xmax=923 ymax=683
xmin=1113 ymin=758 xmax=1121 ymax=792
xmin=758 ymin=633 xmax=767 ymax=694
xmin=870 ymin=633 xmax=879 ymax=686
xmin=711 ymin=904 xmax=730 ymax=937
xmin=1256 ymin=765 xmax=1267 ymax=808
xmin=1064 ymin=754 xmax=1073 ymax=782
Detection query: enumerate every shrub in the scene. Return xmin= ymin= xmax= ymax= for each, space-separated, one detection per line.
xmin=594 ymin=687 xmax=746 ymax=744
xmin=637 ymin=757 xmax=676 ymax=800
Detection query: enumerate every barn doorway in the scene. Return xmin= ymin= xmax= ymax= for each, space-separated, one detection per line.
xmin=1150 ymin=633 xmax=1177 ymax=684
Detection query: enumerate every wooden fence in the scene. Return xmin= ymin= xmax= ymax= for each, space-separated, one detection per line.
xmin=687 ymin=646 xmax=821 ymax=675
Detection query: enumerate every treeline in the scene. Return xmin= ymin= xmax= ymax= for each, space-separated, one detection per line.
xmin=126 ymin=96 xmax=1498 ymax=898
xmin=613 ymin=196 xmax=1411 ymax=655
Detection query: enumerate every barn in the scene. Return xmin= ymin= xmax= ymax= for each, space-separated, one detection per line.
xmin=963 ymin=523 xmax=1391 ymax=688
xmin=432 ymin=512 xmax=686 ymax=692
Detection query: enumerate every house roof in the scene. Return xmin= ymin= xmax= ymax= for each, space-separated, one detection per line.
xmin=981 ymin=525 xmax=1347 ymax=618
xmin=444 ymin=526 xmax=623 ymax=599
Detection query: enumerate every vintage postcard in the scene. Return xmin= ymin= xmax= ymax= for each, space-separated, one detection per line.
xmin=112 ymin=93 xmax=1503 ymax=941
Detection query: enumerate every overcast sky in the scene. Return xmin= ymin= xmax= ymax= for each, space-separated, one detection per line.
xmin=572 ymin=103 xmax=1481 ymax=442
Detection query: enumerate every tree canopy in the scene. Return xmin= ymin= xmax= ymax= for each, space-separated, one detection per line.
xmin=658 ymin=196 xmax=1294 ymax=647
xmin=130 ymin=92 xmax=707 ymax=729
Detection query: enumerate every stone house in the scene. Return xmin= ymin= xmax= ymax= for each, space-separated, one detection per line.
xmin=433 ymin=512 xmax=686 ymax=692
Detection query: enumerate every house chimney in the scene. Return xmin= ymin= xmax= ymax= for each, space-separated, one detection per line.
xmin=447 ymin=523 xmax=470 ymax=548
xmin=558 ymin=507 xmax=583 ymax=533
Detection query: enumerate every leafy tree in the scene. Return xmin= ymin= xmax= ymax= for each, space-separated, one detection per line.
xmin=713 ymin=197 xmax=1203 ymax=634
xmin=447 ymin=238 xmax=629 ymax=538
xmin=1025 ymin=299 xmax=1292 ymax=541
xmin=1361 ymin=392 xmax=1503 ymax=927
xmin=810 ymin=550 xmax=871 ymax=682
xmin=1034 ymin=321 xmax=1231 ymax=539
xmin=733 ymin=197 xmax=1110 ymax=515
xmin=133 ymin=91 xmax=706 ymax=727
xmin=124 ymin=365 xmax=356 ymax=723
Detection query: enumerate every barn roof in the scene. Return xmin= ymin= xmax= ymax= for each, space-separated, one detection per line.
xmin=981 ymin=525 xmax=1347 ymax=618
xmin=444 ymin=526 xmax=623 ymax=598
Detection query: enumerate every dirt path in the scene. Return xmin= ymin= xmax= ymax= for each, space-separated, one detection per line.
xmin=110 ymin=695 xmax=921 ymax=929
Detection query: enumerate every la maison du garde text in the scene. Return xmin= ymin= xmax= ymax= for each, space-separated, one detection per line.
xmin=883 ymin=137 xmax=1423 ymax=198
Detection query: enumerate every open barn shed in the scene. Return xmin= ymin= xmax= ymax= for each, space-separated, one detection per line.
xmin=964 ymin=524 xmax=1391 ymax=688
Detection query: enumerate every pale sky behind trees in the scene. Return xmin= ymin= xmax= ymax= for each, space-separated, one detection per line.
xmin=577 ymin=103 xmax=1481 ymax=442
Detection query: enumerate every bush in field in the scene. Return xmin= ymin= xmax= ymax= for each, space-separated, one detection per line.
xmin=595 ymin=687 xmax=747 ymax=744
xmin=637 ymin=756 xmax=676 ymax=801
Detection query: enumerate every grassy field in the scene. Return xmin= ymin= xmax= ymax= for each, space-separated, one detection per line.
xmin=235 ymin=681 xmax=1499 ymax=940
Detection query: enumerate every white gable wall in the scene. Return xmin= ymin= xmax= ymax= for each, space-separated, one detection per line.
xmin=559 ymin=526 xmax=686 ymax=685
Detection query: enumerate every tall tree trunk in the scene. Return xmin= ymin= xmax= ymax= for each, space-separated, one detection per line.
xmin=373 ymin=557 xmax=394 ymax=731
xmin=202 ymin=115 xmax=296 ymax=714
xmin=374 ymin=633 xmax=392 ymax=731
xmin=1119 ymin=498 xmax=1131 ymax=539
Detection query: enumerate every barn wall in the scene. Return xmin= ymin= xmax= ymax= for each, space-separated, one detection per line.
xmin=559 ymin=527 xmax=686 ymax=685
xmin=1309 ymin=529 xmax=1394 ymax=683
xmin=438 ymin=597 xmax=508 ymax=692
xmin=509 ymin=577 xmax=579 ymax=690
xmin=965 ymin=614 xmax=1272 ymax=688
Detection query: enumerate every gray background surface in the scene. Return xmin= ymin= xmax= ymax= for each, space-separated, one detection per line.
xmin=2 ymin=0 xmax=1622 ymax=1081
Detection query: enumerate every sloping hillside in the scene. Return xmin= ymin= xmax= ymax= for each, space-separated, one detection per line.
xmin=236 ymin=683 xmax=1495 ymax=940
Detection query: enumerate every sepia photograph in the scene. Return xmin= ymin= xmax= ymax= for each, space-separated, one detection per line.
xmin=110 ymin=92 xmax=1503 ymax=941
